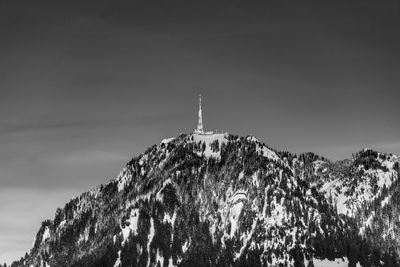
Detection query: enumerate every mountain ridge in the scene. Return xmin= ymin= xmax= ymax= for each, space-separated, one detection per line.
xmin=8 ymin=133 xmax=400 ymax=267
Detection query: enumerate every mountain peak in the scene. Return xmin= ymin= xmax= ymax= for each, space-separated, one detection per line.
xmin=9 ymin=133 xmax=400 ymax=267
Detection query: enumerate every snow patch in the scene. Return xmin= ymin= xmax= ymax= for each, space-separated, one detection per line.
xmin=156 ymin=178 xmax=172 ymax=202
xmin=182 ymin=240 xmax=189 ymax=254
xmin=114 ymin=251 xmax=121 ymax=267
xmin=313 ymin=257 xmax=349 ymax=267
xmin=117 ymin=171 xmax=129 ymax=192
xmin=156 ymin=249 xmax=164 ymax=266
xmin=251 ymin=171 xmax=259 ymax=187
xmin=336 ymin=192 xmax=351 ymax=216
xmin=381 ymin=196 xmax=390 ymax=207
xmin=245 ymin=135 xmax=280 ymax=162
xmin=42 ymin=226 xmax=50 ymax=243
xmin=359 ymin=212 xmax=374 ymax=235
xmin=147 ymin=218 xmax=155 ymax=267
xmin=121 ymin=208 xmax=139 ymax=244
xmin=246 ymin=136 xmax=258 ymax=142
xmin=229 ymin=202 xmax=244 ymax=237
xmin=192 ymin=133 xmax=227 ymax=159
xmin=257 ymin=145 xmax=280 ymax=162
xmin=59 ymin=220 xmax=66 ymax=228
xmin=229 ymin=191 xmax=247 ymax=237
xmin=161 ymin=137 xmax=175 ymax=144
xmin=163 ymin=210 xmax=177 ymax=226
xmin=265 ymin=201 xmax=285 ymax=227
xmin=78 ymin=225 xmax=90 ymax=243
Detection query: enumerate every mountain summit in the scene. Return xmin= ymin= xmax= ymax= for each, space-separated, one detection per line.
xmin=9 ymin=133 xmax=400 ymax=267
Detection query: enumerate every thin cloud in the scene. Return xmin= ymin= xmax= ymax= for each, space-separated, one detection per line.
xmin=0 ymin=120 xmax=101 ymax=137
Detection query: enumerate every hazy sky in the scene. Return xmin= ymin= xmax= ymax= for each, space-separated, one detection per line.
xmin=1 ymin=0 xmax=400 ymax=264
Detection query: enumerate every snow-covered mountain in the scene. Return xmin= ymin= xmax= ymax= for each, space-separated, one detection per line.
xmin=9 ymin=133 xmax=400 ymax=267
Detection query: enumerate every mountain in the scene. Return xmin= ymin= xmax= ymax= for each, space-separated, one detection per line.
xmin=8 ymin=133 xmax=400 ymax=267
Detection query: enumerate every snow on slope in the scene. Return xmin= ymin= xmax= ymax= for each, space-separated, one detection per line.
xmin=15 ymin=134 xmax=400 ymax=267
xmin=313 ymin=257 xmax=349 ymax=267
xmin=121 ymin=208 xmax=139 ymax=244
xmin=192 ymin=133 xmax=228 ymax=158
xmin=229 ymin=191 xmax=246 ymax=237
xmin=113 ymin=251 xmax=121 ymax=267
xmin=246 ymin=135 xmax=281 ymax=162
xmin=41 ymin=227 xmax=50 ymax=243
xmin=161 ymin=137 xmax=175 ymax=144
xmin=320 ymin=150 xmax=399 ymax=216
xmin=147 ymin=218 xmax=155 ymax=267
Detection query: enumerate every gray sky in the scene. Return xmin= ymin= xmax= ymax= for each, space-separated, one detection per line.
xmin=1 ymin=0 xmax=400 ymax=264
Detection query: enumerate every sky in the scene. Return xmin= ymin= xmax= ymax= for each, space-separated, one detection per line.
xmin=1 ymin=0 xmax=400 ymax=264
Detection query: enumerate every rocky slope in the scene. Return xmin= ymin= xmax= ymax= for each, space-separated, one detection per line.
xmin=9 ymin=133 xmax=400 ymax=267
